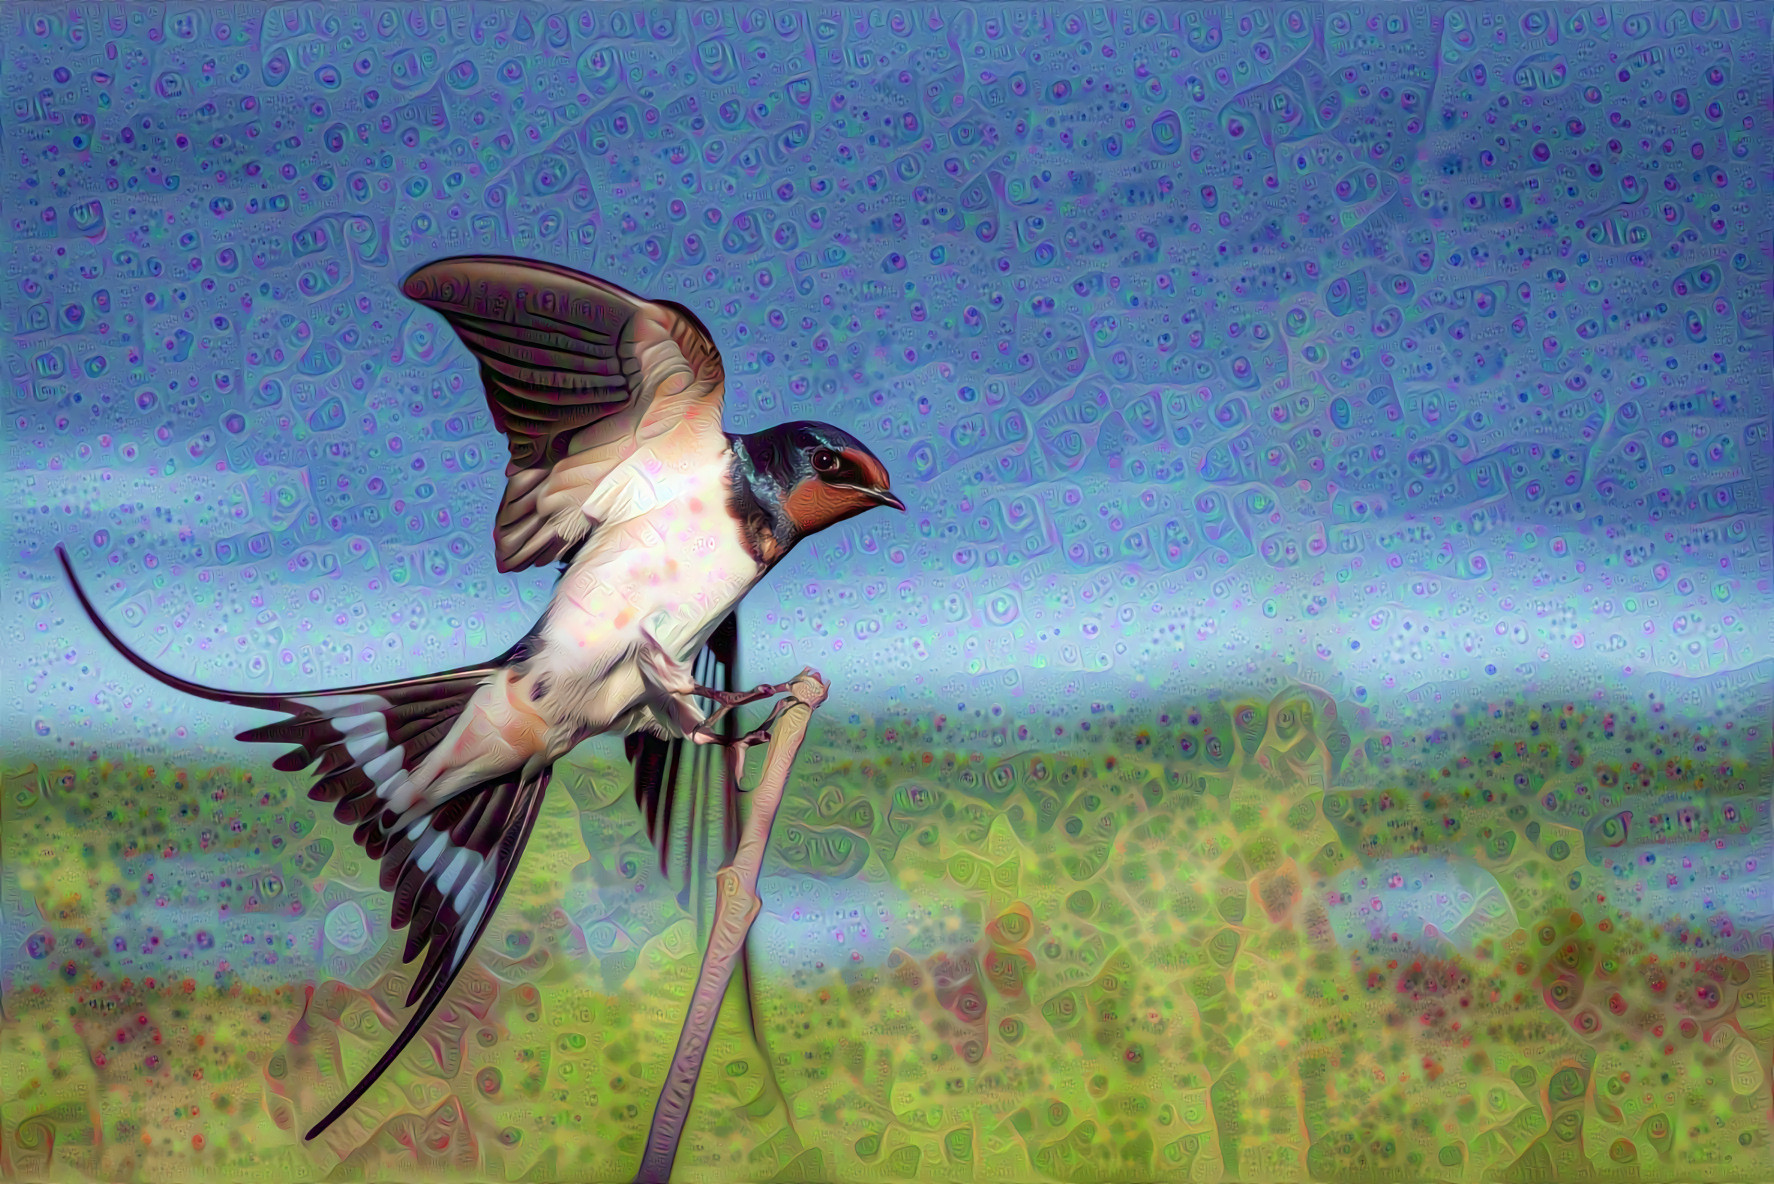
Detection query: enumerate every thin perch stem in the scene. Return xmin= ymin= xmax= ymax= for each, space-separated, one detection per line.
xmin=634 ymin=668 xmax=830 ymax=1184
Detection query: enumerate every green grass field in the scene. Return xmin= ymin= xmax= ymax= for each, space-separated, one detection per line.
xmin=3 ymin=687 xmax=1769 ymax=1182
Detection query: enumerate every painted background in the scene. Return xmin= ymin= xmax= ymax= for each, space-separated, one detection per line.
xmin=4 ymin=4 xmax=1770 ymax=1182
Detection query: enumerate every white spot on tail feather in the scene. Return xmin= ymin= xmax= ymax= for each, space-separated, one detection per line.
xmin=345 ymin=729 xmax=386 ymax=762
xmin=416 ymin=831 xmax=448 ymax=872
xmin=435 ymin=849 xmax=472 ymax=895
xmin=387 ymin=772 xmax=431 ymax=814
xmin=364 ymin=746 xmax=405 ymax=783
xmin=452 ymin=862 xmax=490 ymax=912
xmin=333 ymin=712 xmax=384 ymax=737
xmin=377 ymin=769 xmax=411 ymax=802
xmin=453 ymin=894 xmax=492 ymax=965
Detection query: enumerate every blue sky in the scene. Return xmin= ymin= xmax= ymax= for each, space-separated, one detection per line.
xmin=7 ymin=4 xmax=1768 ymax=755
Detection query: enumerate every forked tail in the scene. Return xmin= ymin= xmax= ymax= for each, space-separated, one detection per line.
xmin=56 ymin=545 xmax=550 ymax=1140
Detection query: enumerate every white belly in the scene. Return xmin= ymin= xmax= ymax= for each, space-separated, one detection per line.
xmin=398 ymin=446 xmax=761 ymax=808
xmin=534 ymin=473 xmax=762 ymax=739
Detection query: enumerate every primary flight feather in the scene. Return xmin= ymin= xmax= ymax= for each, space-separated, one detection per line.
xmin=57 ymin=255 xmax=904 ymax=1141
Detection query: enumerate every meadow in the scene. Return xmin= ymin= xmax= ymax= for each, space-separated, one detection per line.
xmin=4 ymin=685 xmax=1767 ymax=1182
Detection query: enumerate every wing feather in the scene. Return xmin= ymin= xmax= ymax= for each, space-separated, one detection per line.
xmin=305 ymin=770 xmax=550 ymax=1141
xmin=401 ymin=256 xmax=725 ymax=573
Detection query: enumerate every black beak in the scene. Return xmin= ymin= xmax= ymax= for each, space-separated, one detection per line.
xmin=871 ymin=488 xmax=906 ymax=512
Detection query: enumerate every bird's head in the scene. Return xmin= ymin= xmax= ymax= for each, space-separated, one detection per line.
xmin=737 ymin=421 xmax=904 ymax=540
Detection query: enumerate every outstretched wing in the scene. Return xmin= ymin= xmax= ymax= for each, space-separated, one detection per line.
xmin=401 ymin=255 xmax=726 ymax=573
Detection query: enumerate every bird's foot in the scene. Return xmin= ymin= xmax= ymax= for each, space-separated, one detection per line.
xmin=690 ymin=667 xmax=822 ymax=731
xmin=689 ymin=722 xmax=773 ymax=750
xmin=689 ymin=694 xmax=797 ymax=785
xmin=689 ymin=724 xmax=770 ymax=785
xmin=690 ymin=680 xmax=793 ymax=732
xmin=691 ymin=680 xmax=794 ymax=709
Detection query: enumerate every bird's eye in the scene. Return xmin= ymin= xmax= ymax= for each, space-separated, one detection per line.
xmin=812 ymin=448 xmax=840 ymax=473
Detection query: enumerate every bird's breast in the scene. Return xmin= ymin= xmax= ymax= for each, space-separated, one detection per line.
xmin=544 ymin=477 xmax=764 ymax=670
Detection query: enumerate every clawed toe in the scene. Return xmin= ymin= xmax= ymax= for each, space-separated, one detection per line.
xmin=691 ymin=681 xmax=790 ymax=709
xmin=690 ymin=677 xmax=803 ymax=732
xmin=690 ymin=723 xmax=771 ymax=749
xmin=679 ymin=669 xmax=809 ymax=773
xmin=690 ymin=721 xmax=773 ymax=786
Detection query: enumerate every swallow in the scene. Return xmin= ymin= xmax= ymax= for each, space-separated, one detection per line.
xmin=57 ymin=254 xmax=904 ymax=1140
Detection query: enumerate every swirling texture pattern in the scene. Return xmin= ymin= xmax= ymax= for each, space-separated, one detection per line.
xmin=2 ymin=5 xmax=1769 ymax=1182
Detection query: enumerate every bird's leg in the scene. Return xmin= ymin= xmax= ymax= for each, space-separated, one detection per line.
xmin=688 ymin=694 xmax=793 ymax=748
xmin=688 ymin=695 xmax=796 ymax=786
xmin=690 ymin=666 xmax=823 ymax=731
xmin=692 ymin=680 xmax=794 ymax=708
xmin=636 ymin=624 xmax=716 ymax=741
xmin=690 ymin=680 xmax=797 ymax=730
xmin=637 ymin=625 xmax=697 ymax=698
